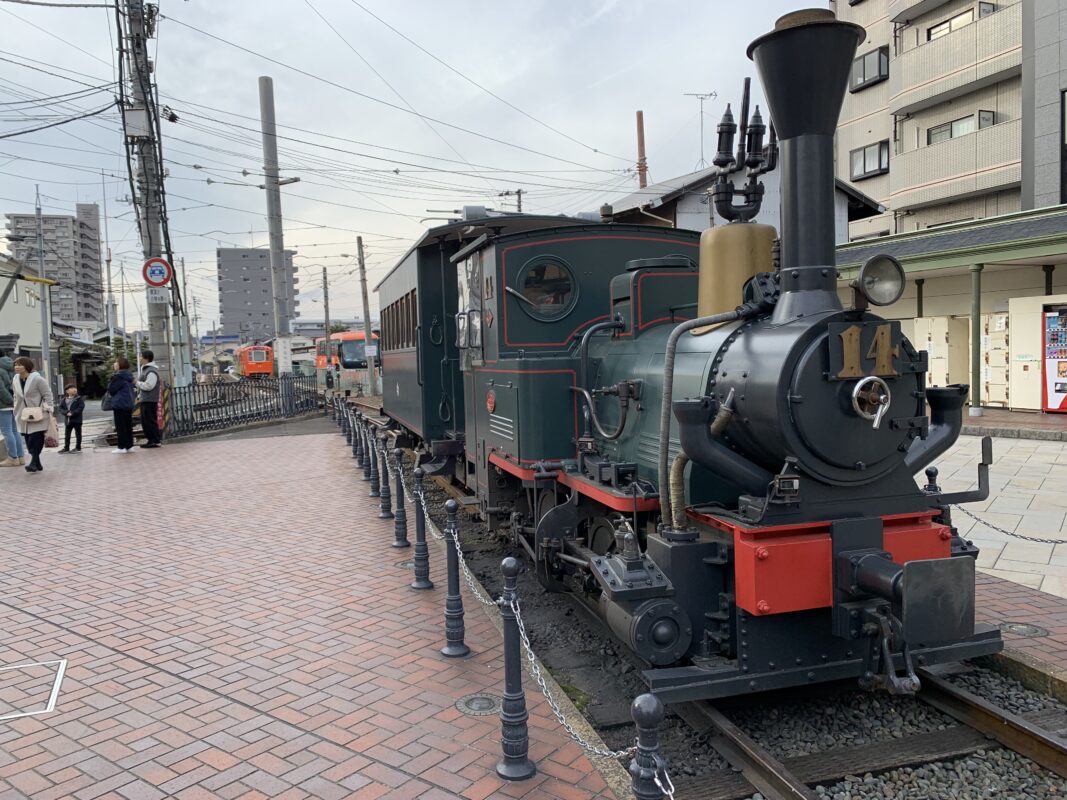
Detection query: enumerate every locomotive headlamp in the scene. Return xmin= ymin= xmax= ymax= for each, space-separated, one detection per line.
xmin=855 ymin=254 xmax=906 ymax=307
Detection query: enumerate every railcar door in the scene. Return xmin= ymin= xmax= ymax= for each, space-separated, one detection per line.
xmin=457 ymin=250 xmax=486 ymax=489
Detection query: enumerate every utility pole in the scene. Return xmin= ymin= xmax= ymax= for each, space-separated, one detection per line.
xmin=636 ymin=110 xmax=649 ymax=189
xmin=258 ymin=76 xmax=294 ymax=374
xmin=322 ymin=266 xmax=331 ymax=387
xmin=34 ymin=185 xmax=52 ymax=387
xmin=683 ymin=91 xmax=718 ymax=169
xmin=120 ymin=262 xmax=128 ymax=351
xmin=498 ymin=189 xmax=524 ymax=212
xmin=123 ymin=0 xmax=173 ymax=384
xmin=191 ymin=296 xmax=201 ymax=373
xmin=356 ymin=236 xmax=379 ymax=397
xmin=102 ymin=170 xmax=115 ymax=343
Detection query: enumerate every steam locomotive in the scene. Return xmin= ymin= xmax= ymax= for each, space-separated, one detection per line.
xmin=374 ymin=8 xmax=1002 ymax=702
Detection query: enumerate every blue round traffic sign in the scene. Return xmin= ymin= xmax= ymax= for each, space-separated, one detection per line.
xmin=143 ymin=257 xmax=173 ymax=287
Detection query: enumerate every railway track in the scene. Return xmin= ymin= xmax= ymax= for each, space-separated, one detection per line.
xmin=401 ymin=450 xmax=1067 ymax=799
xmin=672 ymin=670 xmax=1067 ymax=800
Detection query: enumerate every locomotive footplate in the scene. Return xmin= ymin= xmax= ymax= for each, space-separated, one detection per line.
xmin=642 ymin=623 xmax=1002 ymax=704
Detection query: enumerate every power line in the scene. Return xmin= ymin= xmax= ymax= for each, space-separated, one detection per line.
xmin=0 ymin=0 xmax=114 ymax=7
xmin=347 ymin=0 xmax=631 ymax=165
xmin=0 ymin=102 xmax=115 ymax=139
xmin=160 ymin=13 xmax=624 ymax=175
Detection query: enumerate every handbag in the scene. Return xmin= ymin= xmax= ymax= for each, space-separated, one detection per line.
xmin=20 ymin=407 xmax=44 ymax=423
xmin=44 ymin=415 xmax=59 ymax=449
xmin=101 ymin=392 xmax=113 ymax=411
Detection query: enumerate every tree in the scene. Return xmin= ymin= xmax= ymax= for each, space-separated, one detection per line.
xmin=329 ymin=322 xmax=350 ymax=333
xmin=58 ymin=339 xmax=74 ymax=385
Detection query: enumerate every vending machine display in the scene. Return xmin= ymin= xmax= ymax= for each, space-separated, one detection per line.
xmin=1043 ymin=310 xmax=1067 ymax=413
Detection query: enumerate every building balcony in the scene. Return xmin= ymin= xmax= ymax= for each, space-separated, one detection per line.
xmin=888 ymin=118 xmax=1021 ymax=210
xmin=888 ymin=0 xmax=951 ymax=23
xmin=888 ymin=1 xmax=1021 ymax=116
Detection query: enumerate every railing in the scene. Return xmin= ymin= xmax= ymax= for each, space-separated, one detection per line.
xmin=166 ymin=374 xmax=317 ymax=437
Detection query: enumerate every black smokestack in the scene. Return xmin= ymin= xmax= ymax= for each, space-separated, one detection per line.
xmin=747 ymin=10 xmax=864 ymax=319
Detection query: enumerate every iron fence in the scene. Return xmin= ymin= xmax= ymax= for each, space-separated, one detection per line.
xmin=166 ymin=374 xmax=318 ymax=437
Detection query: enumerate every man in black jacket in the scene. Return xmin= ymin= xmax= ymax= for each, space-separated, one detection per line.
xmin=58 ymin=385 xmax=85 ymax=453
xmin=135 ymin=350 xmax=162 ymax=448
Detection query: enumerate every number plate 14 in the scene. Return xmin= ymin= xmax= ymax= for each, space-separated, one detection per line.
xmin=827 ymin=321 xmax=902 ymax=380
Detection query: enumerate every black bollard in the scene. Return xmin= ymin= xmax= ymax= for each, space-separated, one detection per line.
xmin=392 ymin=448 xmax=410 ymax=548
xmin=440 ymin=499 xmax=470 ymax=658
xmin=335 ymin=397 xmax=343 ymax=428
xmin=496 ymin=557 xmax=536 ymax=781
xmin=378 ymin=435 xmax=393 ymax=519
xmin=411 ymin=467 xmax=433 ymax=590
xmin=368 ymin=426 xmax=381 ymax=497
xmin=351 ymin=412 xmax=361 ymax=459
xmin=344 ymin=406 xmax=352 ymax=443
xmin=629 ymin=694 xmax=669 ymax=800
xmin=361 ymin=423 xmax=372 ymax=482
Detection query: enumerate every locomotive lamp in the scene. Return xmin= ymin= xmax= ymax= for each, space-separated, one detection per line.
xmin=853 ymin=254 xmax=906 ymax=309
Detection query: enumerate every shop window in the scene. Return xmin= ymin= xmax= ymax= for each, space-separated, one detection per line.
xmin=928 ymin=9 xmax=973 ymax=41
xmin=927 ymin=115 xmax=977 ymax=145
xmin=849 ymin=140 xmax=890 ymax=180
xmin=850 ymin=46 xmax=889 ymax=92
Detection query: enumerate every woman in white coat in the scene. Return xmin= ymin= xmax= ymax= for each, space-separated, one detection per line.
xmin=12 ymin=357 xmax=54 ymax=473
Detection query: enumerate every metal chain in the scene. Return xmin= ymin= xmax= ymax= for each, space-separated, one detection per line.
xmin=953 ymin=504 xmax=1067 ymax=545
xmin=510 ymin=597 xmax=637 ymax=761
xmin=369 ymin=436 xmax=641 ymax=765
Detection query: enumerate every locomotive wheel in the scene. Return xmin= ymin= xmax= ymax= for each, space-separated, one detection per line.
xmin=535 ymin=488 xmax=558 ymax=523
xmin=586 ymin=516 xmax=616 ymax=555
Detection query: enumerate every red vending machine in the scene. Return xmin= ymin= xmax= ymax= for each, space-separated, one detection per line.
xmin=1043 ymin=308 xmax=1067 ymax=413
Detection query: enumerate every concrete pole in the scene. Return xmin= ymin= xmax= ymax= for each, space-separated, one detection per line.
xmin=636 ymin=110 xmax=648 ymax=189
xmin=322 ymin=266 xmax=331 ymax=381
xmin=356 ymin=236 xmax=379 ymax=397
xmin=969 ymin=263 xmax=983 ymax=417
xmin=192 ymin=296 xmax=201 ymax=372
xmin=34 ymin=186 xmax=52 ymax=385
xmin=102 ymin=170 xmax=114 ymax=343
xmin=125 ymin=0 xmax=172 ymax=385
xmin=258 ymin=77 xmax=291 ymax=351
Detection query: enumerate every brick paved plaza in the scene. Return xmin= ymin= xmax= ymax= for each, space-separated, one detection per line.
xmin=0 ymin=419 xmax=615 ymax=800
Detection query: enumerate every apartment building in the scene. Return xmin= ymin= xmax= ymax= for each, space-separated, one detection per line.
xmin=832 ymin=0 xmax=1064 ymax=239
xmin=4 ymin=203 xmax=104 ymax=323
xmin=217 ymin=248 xmax=300 ymax=343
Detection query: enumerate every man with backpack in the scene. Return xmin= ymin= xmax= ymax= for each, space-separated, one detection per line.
xmin=134 ymin=350 xmax=163 ymax=449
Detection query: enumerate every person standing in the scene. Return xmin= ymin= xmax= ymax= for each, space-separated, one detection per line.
xmin=134 ymin=350 xmax=162 ymax=449
xmin=12 ymin=356 xmax=54 ymax=473
xmin=108 ymin=357 xmax=136 ymax=454
xmin=0 ymin=354 xmax=25 ymax=466
xmin=58 ymin=385 xmax=85 ymax=453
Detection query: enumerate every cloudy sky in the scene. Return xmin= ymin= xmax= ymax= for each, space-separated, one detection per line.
xmin=1 ymin=0 xmax=802 ymax=328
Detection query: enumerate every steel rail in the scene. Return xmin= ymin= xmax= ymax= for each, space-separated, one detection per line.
xmin=679 ymin=701 xmax=819 ymax=800
xmin=917 ymin=668 xmax=1067 ymax=779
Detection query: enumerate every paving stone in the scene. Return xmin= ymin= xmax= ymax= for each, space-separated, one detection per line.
xmin=0 ymin=421 xmax=617 ymax=799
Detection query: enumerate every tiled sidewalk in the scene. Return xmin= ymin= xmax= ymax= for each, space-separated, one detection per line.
xmin=935 ymin=434 xmax=1067 ymax=598
xmin=0 ymin=421 xmax=615 ymax=800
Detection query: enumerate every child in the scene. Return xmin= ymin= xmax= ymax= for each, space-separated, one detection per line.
xmin=58 ymin=385 xmax=84 ymax=453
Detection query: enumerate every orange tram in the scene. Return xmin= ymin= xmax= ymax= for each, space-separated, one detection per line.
xmin=315 ymin=331 xmax=378 ymax=394
xmin=233 ymin=344 xmax=274 ymax=377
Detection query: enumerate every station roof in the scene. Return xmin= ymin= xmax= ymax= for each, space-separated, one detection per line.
xmin=609 ymin=167 xmax=884 ymax=219
xmin=836 ymin=205 xmax=1067 ymax=278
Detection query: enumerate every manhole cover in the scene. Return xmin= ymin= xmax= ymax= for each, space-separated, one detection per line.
xmin=999 ymin=622 xmax=1049 ymax=638
xmin=395 ymin=560 xmax=415 ymax=569
xmin=456 ymin=693 xmax=501 ymax=716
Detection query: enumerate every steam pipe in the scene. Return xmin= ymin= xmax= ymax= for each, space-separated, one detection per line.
xmin=571 ymin=386 xmax=630 ymax=441
xmin=657 ymin=307 xmax=756 ymax=526
xmin=905 ymin=385 xmax=968 ymax=474
xmin=578 ymin=317 xmax=624 ymax=390
xmin=673 ymin=397 xmax=774 ymax=496
xmin=669 ymin=453 xmax=689 ymax=530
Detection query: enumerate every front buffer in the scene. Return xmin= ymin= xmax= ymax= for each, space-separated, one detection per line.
xmin=639 ymin=511 xmax=1002 ymax=704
